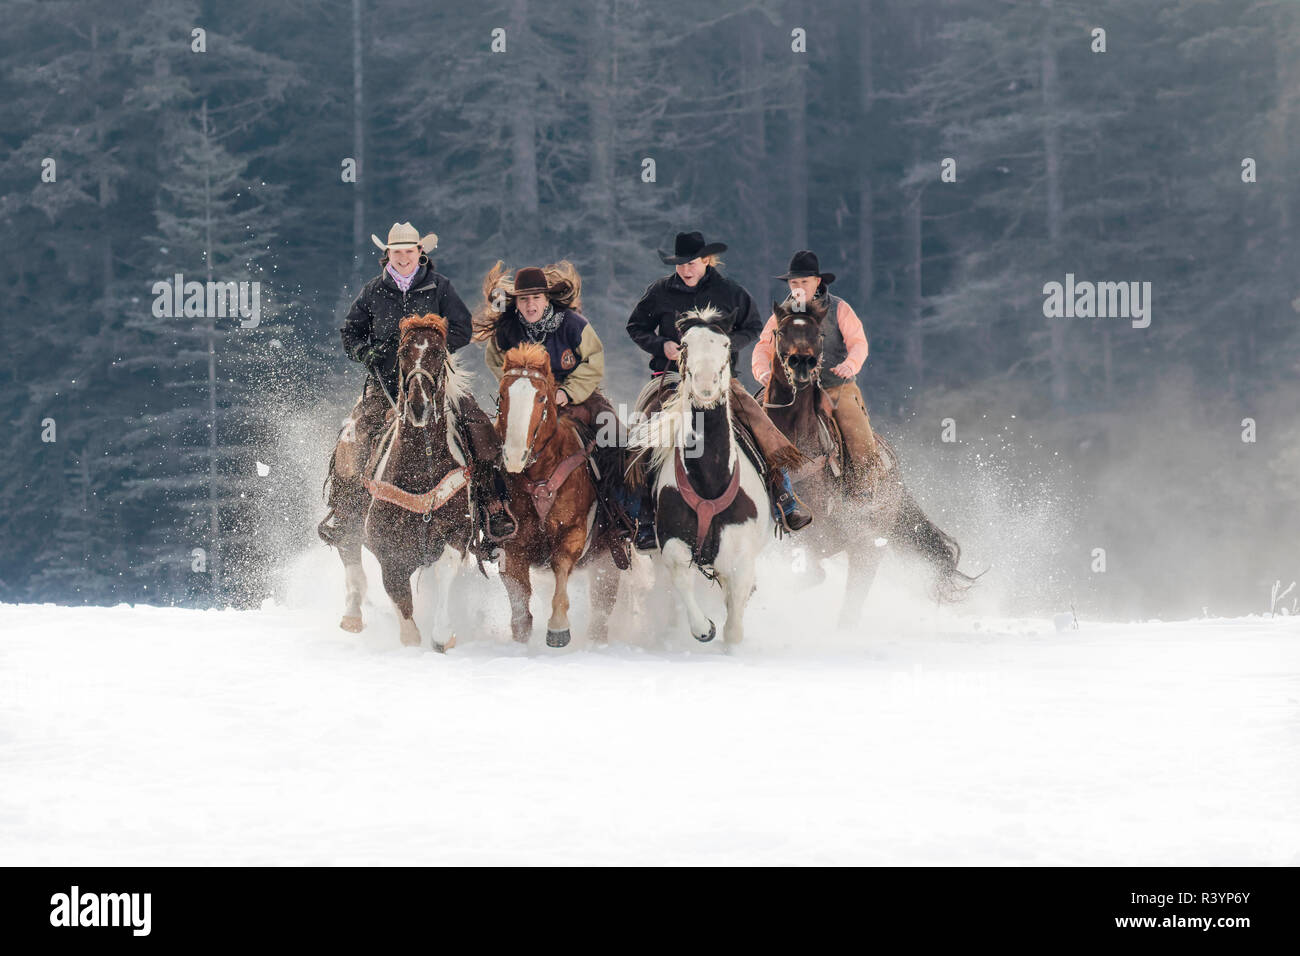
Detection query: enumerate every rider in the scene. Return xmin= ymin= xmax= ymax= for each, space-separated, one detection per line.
xmin=476 ymin=262 xmax=634 ymax=562
xmin=752 ymin=250 xmax=879 ymax=483
xmin=318 ymin=221 xmax=516 ymax=546
xmin=626 ymin=230 xmax=813 ymax=550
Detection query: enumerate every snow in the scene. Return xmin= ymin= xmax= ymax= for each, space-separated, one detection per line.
xmin=2 ymin=545 xmax=1297 ymax=866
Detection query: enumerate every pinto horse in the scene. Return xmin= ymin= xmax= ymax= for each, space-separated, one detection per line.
xmin=494 ymin=344 xmax=622 ymax=648
xmin=630 ymin=306 xmax=771 ymax=646
xmin=760 ymin=295 xmax=975 ymax=624
xmin=339 ymin=313 xmax=478 ymax=650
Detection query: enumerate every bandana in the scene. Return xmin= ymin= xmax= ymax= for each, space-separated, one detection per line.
xmin=386 ymin=262 xmax=418 ymax=292
xmin=520 ymin=302 xmax=562 ymax=342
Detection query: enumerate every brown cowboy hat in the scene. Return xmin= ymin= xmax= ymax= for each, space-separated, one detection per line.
xmin=658 ymin=231 xmax=728 ymax=265
xmin=774 ymin=249 xmax=835 ymax=285
xmin=511 ymin=267 xmax=558 ymax=296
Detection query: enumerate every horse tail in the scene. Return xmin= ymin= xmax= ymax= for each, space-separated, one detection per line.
xmin=892 ymin=488 xmax=979 ymax=603
xmin=321 ymin=445 xmax=338 ymax=501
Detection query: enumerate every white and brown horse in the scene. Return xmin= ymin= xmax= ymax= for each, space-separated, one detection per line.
xmin=760 ymin=294 xmax=976 ymax=624
xmin=630 ymin=306 xmax=772 ymax=646
xmin=494 ymin=344 xmax=622 ymax=648
xmin=337 ymin=313 xmax=479 ymax=650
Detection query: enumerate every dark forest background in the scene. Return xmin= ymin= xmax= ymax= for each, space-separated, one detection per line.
xmin=2 ymin=0 xmax=1298 ymax=619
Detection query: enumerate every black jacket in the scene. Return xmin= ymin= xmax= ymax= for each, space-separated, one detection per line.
xmin=625 ymin=266 xmax=763 ymax=375
xmin=339 ymin=263 xmax=472 ymax=394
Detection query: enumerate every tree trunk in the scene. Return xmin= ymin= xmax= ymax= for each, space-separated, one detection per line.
xmin=787 ymin=11 xmax=808 ymax=251
xmin=742 ymin=14 xmax=773 ymax=274
xmin=351 ymin=0 xmax=366 ymax=288
xmin=201 ymin=100 xmax=222 ymax=602
xmin=857 ymin=0 xmax=874 ymax=306
xmin=588 ymin=0 xmax=615 ymax=295
xmin=508 ymin=0 xmax=540 ymax=257
xmin=1041 ymin=0 xmax=1067 ymax=406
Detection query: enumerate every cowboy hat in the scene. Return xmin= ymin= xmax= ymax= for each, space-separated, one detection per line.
xmin=370 ymin=221 xmax=438 ymax=253
xmin=511 ymin=267 xmax=555 ymax=296
xmin=658 ymin=231 xmax=728 ymax=265
xmin=774 ymin=249 xmax=835 ymax=285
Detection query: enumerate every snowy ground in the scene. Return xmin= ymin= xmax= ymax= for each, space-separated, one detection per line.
xmin=2 ymin=544 xmax=1297 ymax=866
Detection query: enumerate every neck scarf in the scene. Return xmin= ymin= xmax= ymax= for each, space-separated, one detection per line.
xmin=520 ymin=302 xmax=562 ymax=343
xmin=387 ymin=261 xmax=418 ymax=292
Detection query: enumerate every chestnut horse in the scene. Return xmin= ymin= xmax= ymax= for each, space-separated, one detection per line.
xmin=760 ymin=294 xmax=975 ymax=625
xmin=495 ymin=344 xmax=622 ymax=647
xmin=344 ymin=313 xmax=479 ymax=650
xmin=630 ymin=306 xmax=772 ymax=646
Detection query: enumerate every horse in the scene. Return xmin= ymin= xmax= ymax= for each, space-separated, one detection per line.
xmin=630 ymin=306 xmax=771 ymax=646
xmin=760 ymin=294 xmax=976 ymax=625
xmin=494 ymin=343 xmax=623 ymax=648
xmin=334 ymin=313 xmax=479 ymax=650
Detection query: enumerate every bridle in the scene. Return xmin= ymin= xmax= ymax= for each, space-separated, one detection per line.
xmin=677 ymin=334 xmax=730 ymax=410
xmin=396 ymin=330 xmax=447 ymax=428
xmin=763 ymin=316 xmax=824 ymax=409
xmin=362 ymin=327 xmax=468 ymax=524
xmin=501 ymin=366 xmax=554 ymax=468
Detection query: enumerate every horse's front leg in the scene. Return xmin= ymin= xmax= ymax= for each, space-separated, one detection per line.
xmin=380 ymin=558 xmax=422 ymax=648
xmin=546 ymin=527 xmax=585 ymax=648
xmin=338 ymin=533 xmax=367 ymax=632
xmin=428 ymin=546 xmax=461 ymax=653
xmin=661 ymin=538 xmax=715 ymax=643
xmin=718 ymin=557 xmax=757 ymax=646
xmin=500 ymin=548 xmax=534 ymax=644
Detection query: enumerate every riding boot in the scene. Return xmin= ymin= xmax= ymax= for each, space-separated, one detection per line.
xmin=481 ymin=468 xmax=518 ymax=541
xmin=632 ymin=483 xmax=658 ymax=550
xmin=318 ymin=474 xmax=366 ymax=546
xmin=770 ymin=469 xmax=813 ymax=532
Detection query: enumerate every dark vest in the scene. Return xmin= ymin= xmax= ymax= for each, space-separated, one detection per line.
xmin=494 ymin=307 xmax=588 ymax=385
xmin=817 ymin=292 xmax=853 ymax=388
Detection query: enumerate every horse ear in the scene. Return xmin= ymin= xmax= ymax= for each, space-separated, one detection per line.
xmin=718 ymin=308 xmax=738 ymax=333
xmin=772 ymin=299 xmax=784 ymax=317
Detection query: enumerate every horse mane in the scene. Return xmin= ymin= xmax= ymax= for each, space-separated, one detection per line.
xmin=675 ymin=303 xmax=732 ymax=337
xmin=396 ymin=312 xmax=471 ymax=407
xmin=774 ymin=292 xmax=830 ymax=325
xmin=473 ymin=260 xmax=583 ymax=342
xmin=502 ymin=343 xmax=554 ymax=383
xmin=399 ymin=312 xmax=448 ymax=337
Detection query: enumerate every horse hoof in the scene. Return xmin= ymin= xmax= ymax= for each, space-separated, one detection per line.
xmin=400 ymin=634 xmax=421 ymax=648
xmin=546 ymin=628 xmax=571 ymax=648
xmin=695 ymin=620 xmax=716 ymax=643
xmin=432 ymin=634 xmax=457 ymax=654
xmin=339 ymin=615 xmax=363 ymax=633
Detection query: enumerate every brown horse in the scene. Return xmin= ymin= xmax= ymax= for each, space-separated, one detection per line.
xmin=341 ymin=313 xmax=480 ymax=650
xmin=760 ymin=295 xmax=976 ymax=625
xmin=495 ymin=344 xmax=622 ymax=648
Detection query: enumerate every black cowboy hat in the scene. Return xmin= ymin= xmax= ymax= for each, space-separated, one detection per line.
xmin=658 ymin=231 xmax=728 ymax=265
xmin=774 ymin=249 xmax=835 ymax=285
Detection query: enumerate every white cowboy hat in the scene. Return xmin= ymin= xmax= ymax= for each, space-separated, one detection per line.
xmin=370 ymin=221 xmax=438 ymax=253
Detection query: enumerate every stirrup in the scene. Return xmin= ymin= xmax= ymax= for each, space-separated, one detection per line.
xmin=483 ymin=500 xmax=518 ymax=542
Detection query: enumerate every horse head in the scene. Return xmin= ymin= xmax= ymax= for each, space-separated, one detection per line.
xmin=397 ymin=313 xmax=450 ymax=427
xmin=498 ymin=343 xmax=557 ymax=473
xmin=674 ymin=305 xmax=736 ymax=407
xmin=770 ymin=294 xmax=828 ymax=389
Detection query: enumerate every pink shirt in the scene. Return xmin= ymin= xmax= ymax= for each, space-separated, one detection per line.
xmin=752 ymin=299 xmax=869 ymax=383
